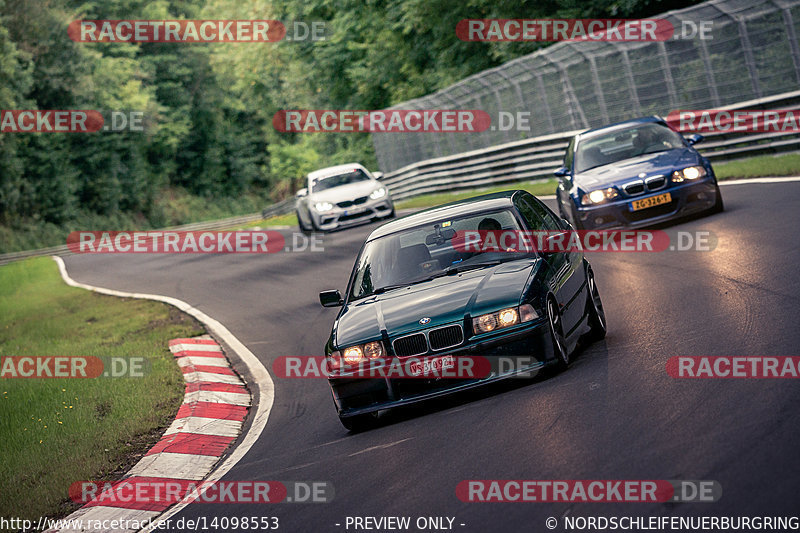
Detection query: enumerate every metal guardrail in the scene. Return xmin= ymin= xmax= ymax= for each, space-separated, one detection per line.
xmin=379 ymin=90 xmax=800 ymax=200
xmin=3 ymin=92 xmax=798 ymax=266
xmin=372 ymin=0 xmax=800 ymax=172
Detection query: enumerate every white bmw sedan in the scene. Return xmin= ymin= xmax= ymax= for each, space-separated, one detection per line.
xmin=295 ymin=163 xmax=394 ymax=232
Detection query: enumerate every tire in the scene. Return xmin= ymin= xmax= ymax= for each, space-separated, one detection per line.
xmin=569 ymin=203 xmax=584 ymax=230
xmin=710 ymin=184 xmax=724 ymax=214
xmin=310 ymin=213 xmax=323 ymax=233
xmin=557 ymin=192 xmax=568 ymax=220
xmin=296 ymin=210 xmax=311 ymax=233
xmin=339 ymin=411 xmax=379 ymax=432
xmin=584 ymin=269 xmax=607 ymax=342
xmin=547 ymin=298 xmax=570 ymax=372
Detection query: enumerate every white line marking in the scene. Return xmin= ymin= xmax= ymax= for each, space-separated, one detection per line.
xmin=164 ymin=416 xmax=242 ymax=437
xmin=182 ymin=371 xmax=243 ymax=384
xmin=176 ymin=356 xmax=230 ymax=368
xmin=170 ymin=343 xmax=223 ymax=353
xmin=127 ymin=453 xmax=219 ymax=480
xmin=184 ymin=390 xmax=251 ymax=406
xmin=52 ymin=257 xmax=274 ymax=531
xmin=347 ymin=437 xmax=414 ymax=457
xmin=719 ymin=176 xmax=800 ymax=186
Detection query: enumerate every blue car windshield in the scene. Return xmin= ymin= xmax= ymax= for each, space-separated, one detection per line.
xmin=575 ymin=123 xmax=686 ymax=172
xmin=311 ymin=169 xmax=371 ymax=192
xmin=350 ymin=209 xmax=524 ymax=300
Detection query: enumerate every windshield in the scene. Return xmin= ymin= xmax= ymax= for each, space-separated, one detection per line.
xmin=574 ymin=123 xmax=686 ymax=172
xmin=311 ymin=169 xmax=371 ymax=192
xmin=349 ymin=208 xmax=525 ymax=300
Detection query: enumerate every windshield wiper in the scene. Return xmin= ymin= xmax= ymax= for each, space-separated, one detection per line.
xmin=445 ymin=260 xmax=502 ymax=275
xmin=372 ymin=276 xmax=441 ymax=295
xmin=372 ymin=284 xmax=407 ymax=295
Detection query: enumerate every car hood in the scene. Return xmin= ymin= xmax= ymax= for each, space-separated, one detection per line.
xmin=575 ymin=147 xmax=701 ymax=189
xmin=309 ymin=180 xmax=381 ymax=204
xmin=333 ymin=259 xmax=540 ymax=348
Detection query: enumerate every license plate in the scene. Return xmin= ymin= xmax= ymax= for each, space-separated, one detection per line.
xmin=343 ymin=207 xmax=365 ymax=216
xmin=630 ymin=192 xmax=672 ymax=211
xmin=409 ymin=355 xmax=455 ymax=376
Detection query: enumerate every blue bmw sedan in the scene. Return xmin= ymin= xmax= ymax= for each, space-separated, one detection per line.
xmin=554 ymin=116 xmax=723 ymax=230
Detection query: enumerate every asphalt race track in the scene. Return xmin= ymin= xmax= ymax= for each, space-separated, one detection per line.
xmin=62 ymin=180 xmax=800 ymax=532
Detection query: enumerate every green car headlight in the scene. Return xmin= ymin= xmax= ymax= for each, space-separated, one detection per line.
xmin=340 ymin=341 xmax=384 ymax=367
xmin=473 ymin=304 xmax=539 ymax=334
xmin=672 ymin=165 xmax=707 ymax=183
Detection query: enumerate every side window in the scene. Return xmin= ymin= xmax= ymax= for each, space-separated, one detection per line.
xmin=515 ymin=198 xmax=546 ymax=231
xmin=522 ymin=197 xmax=561 ymax=231
xmin=564 ymin=139 xmax=575 ymax=170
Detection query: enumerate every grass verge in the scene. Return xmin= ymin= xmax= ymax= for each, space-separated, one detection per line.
xmin=0 ymin=257 xmax=204 ymax=522
xmin=395 ymin=179 xmax=559 ymax=210
xmin=712 ymin=153 xmax=800 ymax=180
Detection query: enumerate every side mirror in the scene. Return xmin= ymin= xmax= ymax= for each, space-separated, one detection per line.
xmin=319 ymin=289 xmax=343 ymax=307
xmin=296 ymin=188 xmax=308 ymax=198
xmin=372 ymin=171 xmax=383 ymax=180
xmin=687 ymin=134 xmax=704 ymax=145
xmin=540 ymin=231 xmax=570 ymax=258
xmin=554 ymin=166 xmax=570 ymax=178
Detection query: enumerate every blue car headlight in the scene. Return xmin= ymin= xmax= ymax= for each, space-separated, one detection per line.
xmin=672 ymin=165 xmax=707 ymax=183
xmin=580 ymin=187 xmax=619 ymax=206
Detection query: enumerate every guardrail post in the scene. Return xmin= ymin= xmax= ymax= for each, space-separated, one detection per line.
xmin=657 ymin=42 xmax=678 ymax=110
xmin=782 ymin=8 xmax=800 ymax=86
xmin=736 ymin=17 xmax=762 ymax=99
xmin=587 ymin=55 xmax=610 ymax=124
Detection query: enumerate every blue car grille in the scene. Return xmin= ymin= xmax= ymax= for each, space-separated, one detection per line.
xmin=646 ymin=175 xmax=667 ymax=190
xmin=623 ymin=176 xmax=667 ymax=196
xmin=429 ymin=325 xmax=464 ymax=351
xmin=624 ymin=181 xmax=645 ymax=195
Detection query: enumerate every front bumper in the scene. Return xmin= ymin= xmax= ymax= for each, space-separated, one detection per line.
xmin=311 ymin=197 xmax=394 ymax=231
xmin=330 ymin=318 xmax=554 ymax=418
xmin=574 ymin=178 xmax=719 ymax=230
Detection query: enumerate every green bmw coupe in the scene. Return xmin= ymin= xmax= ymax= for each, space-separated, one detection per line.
xmin=319 ymin=190 xmax=606 ymax=431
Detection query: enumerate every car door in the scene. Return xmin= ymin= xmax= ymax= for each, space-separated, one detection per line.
xmin=520 ymin=194 xmax=587 ymax=336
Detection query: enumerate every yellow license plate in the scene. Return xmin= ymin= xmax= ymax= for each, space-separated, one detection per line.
xmin=630 ymin=192 xmax=671 ymax=211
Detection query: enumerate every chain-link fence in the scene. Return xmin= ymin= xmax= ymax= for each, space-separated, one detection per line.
xmin=372 ymin=0 xmax=800 ymax=173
